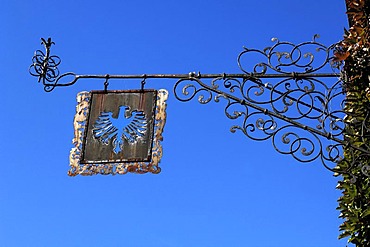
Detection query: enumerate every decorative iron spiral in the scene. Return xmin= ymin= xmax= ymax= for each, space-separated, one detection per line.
xmin=173 ymin=55 xmax=365 ymax=176
xmin=237 ymin=34 xmax=341 ymax=75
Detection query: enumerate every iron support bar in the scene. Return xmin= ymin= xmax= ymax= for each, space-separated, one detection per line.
xmin=73 ymin=73 xmax=339 ymax=79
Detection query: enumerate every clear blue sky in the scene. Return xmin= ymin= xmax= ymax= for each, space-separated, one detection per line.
xmin=1 ymin=1 xmax=351 ymax=246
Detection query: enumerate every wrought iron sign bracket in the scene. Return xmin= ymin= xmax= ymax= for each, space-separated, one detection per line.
xmin=30 ymin=36 xmax=370 ymax=178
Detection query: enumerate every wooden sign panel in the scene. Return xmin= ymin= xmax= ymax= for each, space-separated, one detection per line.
xmin=69 ymin=89 xmax=168 ymax=176
xmin=82 ymin=90 xmax=157 ymax=163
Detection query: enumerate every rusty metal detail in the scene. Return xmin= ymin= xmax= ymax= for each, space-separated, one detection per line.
xmin=69 ymin=91 xmax=90 ymax=174
xmin=68 ymin=89 xmax=168 ymax=176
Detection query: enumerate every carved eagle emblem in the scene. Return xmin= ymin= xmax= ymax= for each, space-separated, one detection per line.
xmin=92 ymin=106 xmax=147 ymax=154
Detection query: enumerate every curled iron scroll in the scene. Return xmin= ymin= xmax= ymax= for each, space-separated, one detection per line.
xmin=29 ymin=38 xmax=79 ymax=92
xmin=174 ymin=76 xmax=346 ymax=171
xmin=237 ymin=35 xmax=341 ymax=75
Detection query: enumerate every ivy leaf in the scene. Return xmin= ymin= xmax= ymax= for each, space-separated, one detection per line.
xmin=333 ymin=51 xmax=350 ymax=62
xmin=361 ymin=208 xmax=370 ymax=218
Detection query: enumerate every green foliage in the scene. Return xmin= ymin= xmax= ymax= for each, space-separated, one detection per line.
xmin=335 ymin=1 xmax=370 ymax=246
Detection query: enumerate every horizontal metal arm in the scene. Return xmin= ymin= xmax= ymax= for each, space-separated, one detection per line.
xmin=74 ymin=72 xmax=339 ymax=79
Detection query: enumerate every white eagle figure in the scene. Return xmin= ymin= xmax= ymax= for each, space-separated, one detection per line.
xmin=92 ymin=105 xmax=147 ymax=154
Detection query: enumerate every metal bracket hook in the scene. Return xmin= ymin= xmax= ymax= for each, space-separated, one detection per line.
xmin=141 ymin=74 xmax=147 ymax=91
xmin=104 ymin=74 xmax=110 ymax=92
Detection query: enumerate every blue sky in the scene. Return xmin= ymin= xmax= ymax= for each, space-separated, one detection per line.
xmin=1 ymin=1 xmax=351 ymax=246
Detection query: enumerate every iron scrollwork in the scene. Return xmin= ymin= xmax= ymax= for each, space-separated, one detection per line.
xmin=237 ymin=34 xmax=339 ymax=74
xmin=173 ymin=36 xmax=370 ymax=177
xmin=30 ymin=36 xmax=370 ymax=177
xmin=29 ymin=38 xmax=78 ymax=92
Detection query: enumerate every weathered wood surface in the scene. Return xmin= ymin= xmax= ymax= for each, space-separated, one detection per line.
xmin=81 ymin=90 xmax=157 ymax=164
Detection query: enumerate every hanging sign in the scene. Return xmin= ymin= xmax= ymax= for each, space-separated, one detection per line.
xmin=69 ymin=89 xmax=168 ymax=176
